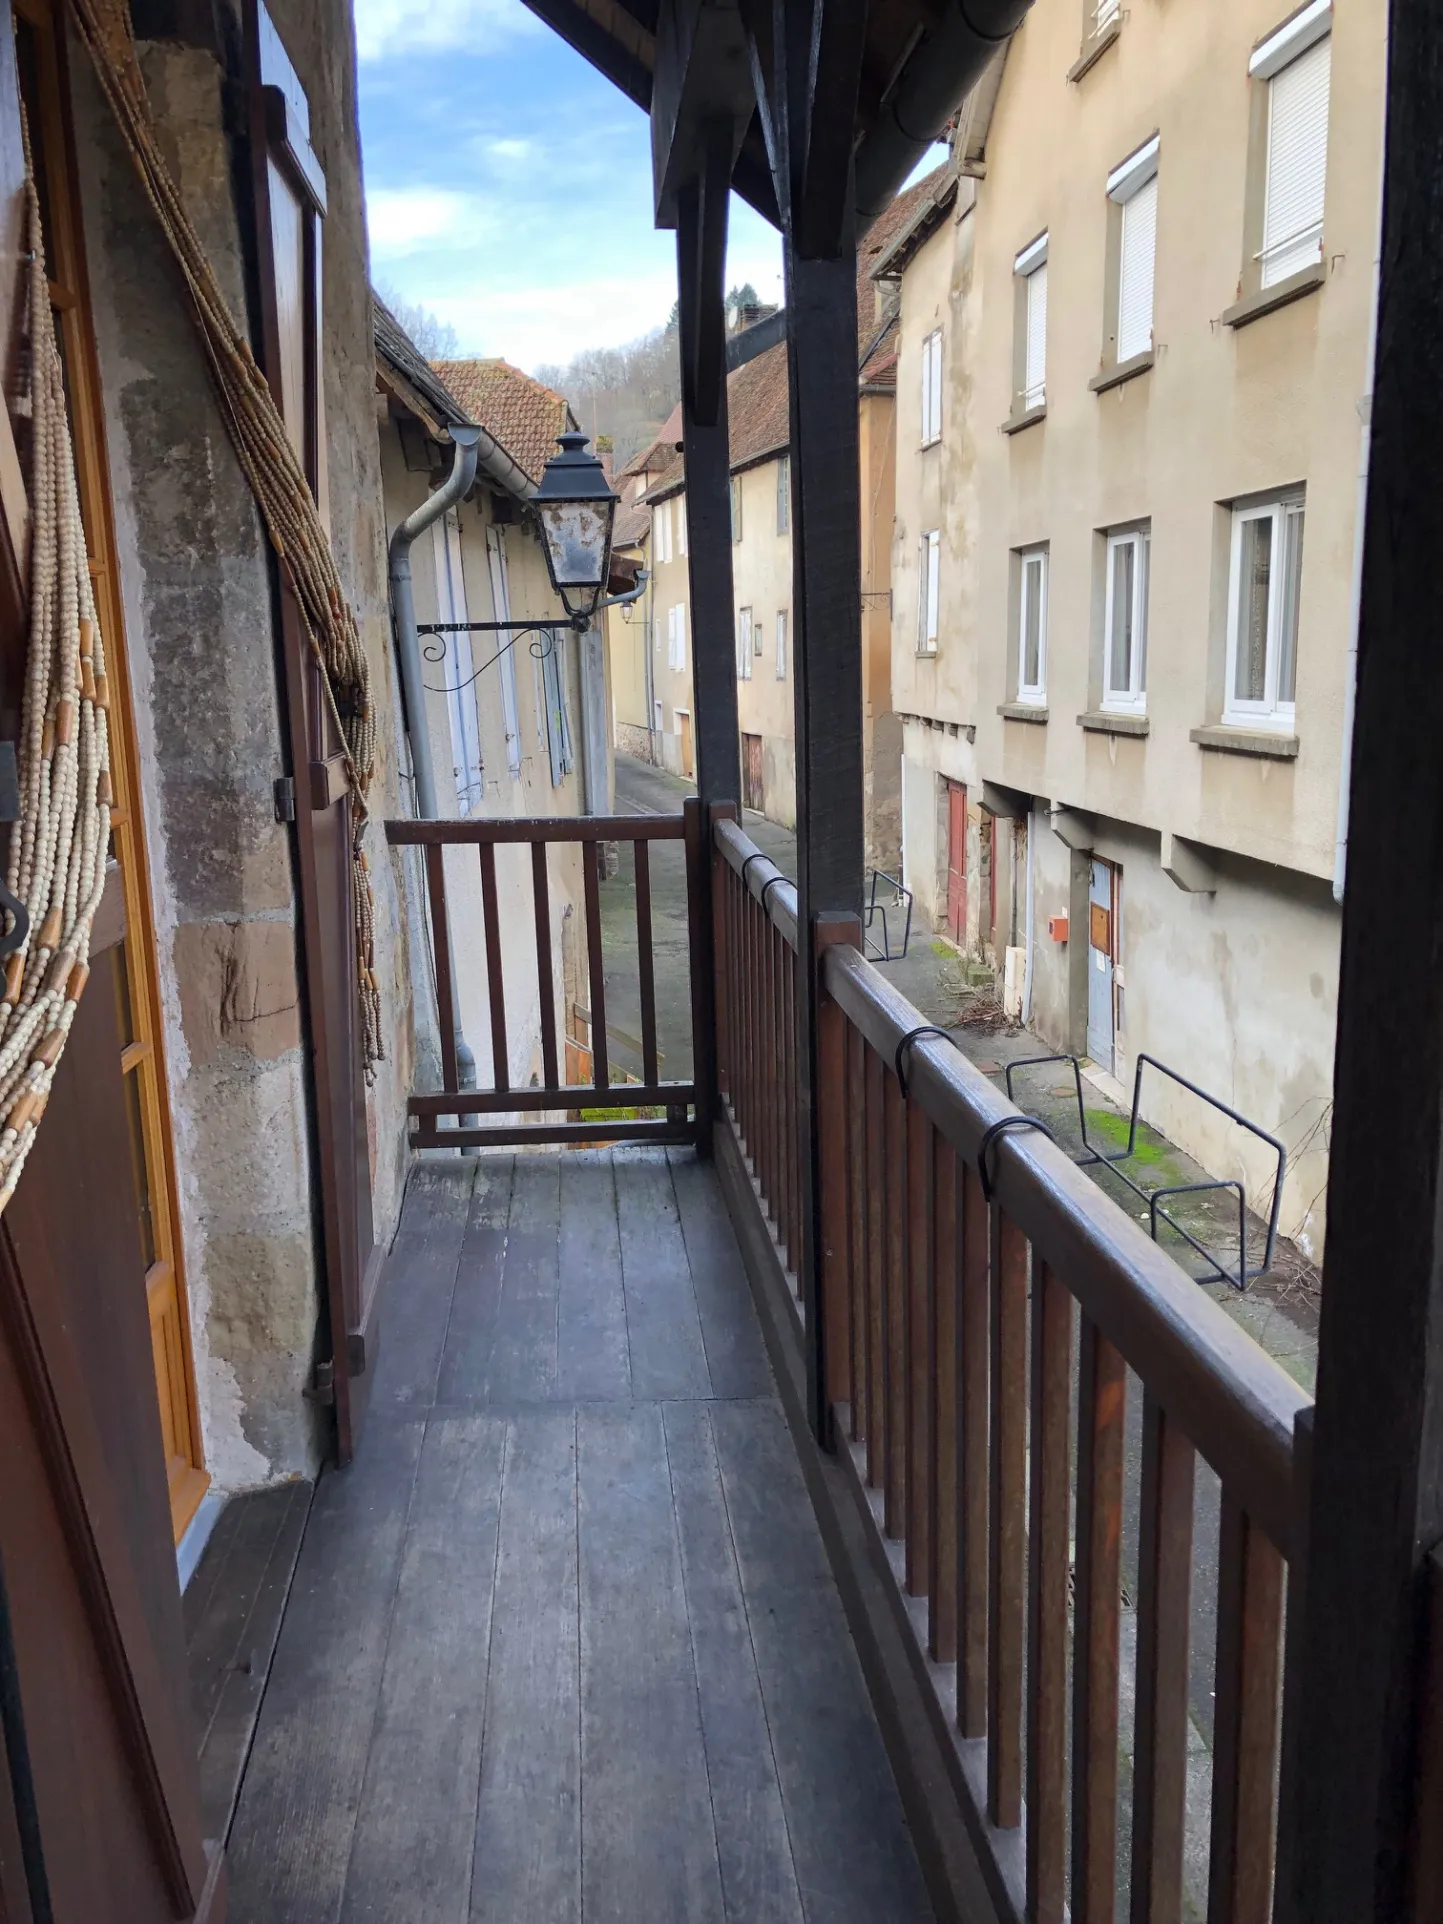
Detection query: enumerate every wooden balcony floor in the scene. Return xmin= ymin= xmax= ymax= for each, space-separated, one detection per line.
xmin=224 ymin=1148 xmax=934 ymax=1924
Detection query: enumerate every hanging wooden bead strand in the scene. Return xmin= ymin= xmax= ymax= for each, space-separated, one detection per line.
xmin=0 ymin=125 xmax=113 ymax=1214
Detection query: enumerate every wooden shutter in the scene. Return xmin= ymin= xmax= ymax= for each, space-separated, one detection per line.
xmin=485 ymin=526 xmax=521 ymax=777
xmin=1024 ymin=265 xmax=1047 ymax=407
xmin=1262 ymin=35 xmax=1330 ymax=286
xmin=1117 ymin=172 xmax=1157 ymax=360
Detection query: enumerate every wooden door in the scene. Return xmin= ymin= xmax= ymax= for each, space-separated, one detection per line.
xmin=11 ymin=0 xmax=209 ymax=1543
xmin=742 ymin=731 xmax=763 ymax=810
xmin=679 ymin=709 xmax=695 ymax=779
xmin=945 ymin=780 xmax=967 ymax=946
xmin=245 ymin=0 xmax=379 ymax=1462
xmin=1087 ymin=856 xmax=1116 ymax=1070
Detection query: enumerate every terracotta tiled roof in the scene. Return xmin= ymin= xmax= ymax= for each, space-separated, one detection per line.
xmin=430 ymin=357 xmax=576 ymax=486
xmin=612 ymin=497 xmax=651 ymax=549
xmin=621 ymin=402 xmax=685 ymax=483
xmin=727 ymin=340 xmax=790 ymax=472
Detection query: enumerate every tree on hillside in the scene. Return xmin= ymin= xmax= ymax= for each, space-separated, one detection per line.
xmin=377 ymin=286 xmax=461 ymax=361
xmin=536 ymin=315 xmax=682 ymax=467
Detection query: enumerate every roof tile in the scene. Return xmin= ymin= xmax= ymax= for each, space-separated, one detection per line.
xmin=430 ymin=358 xmax=576 ymax=486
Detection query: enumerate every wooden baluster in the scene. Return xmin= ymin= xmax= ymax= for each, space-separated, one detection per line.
xmin=1072 ymin=1315 xmax=1128 ymax=1924
xmin=756 ymin=902 xmax=772 ymax=1204
xmin=958 ymin=1163 xmax=990 ymax=1736
xmin=582 ymin=843 xmax=609 ymax=1089
xmin=929 ymin=1137 xmax=958 ymax=1663
xmin=1208 ymin=1499 xmax=1284 ymax=1924
xmin=477 ymin=842 xmax=509 ymax=1093
xmin=634 ymin=840 xmax=659 ymax=1086
xmin=768 ymin=920 xmax=781 ymax=1240
xmin=1131 ymin=1395 xmax=1196 ymax=1924
xmin=906 ymin=1099 xmax=932 ymax=1598
xmin=785 ymin=940 xmax=799 ymax=1269
xmin=1026 ymin=1260 xmax=1073 ymax=1924
xmin=847 ymin=1020 xmax=868 ymax=1442
xmin=530 ymin=841 xmax=559 ymax=1091
xmin=865 ymin=1043 xmax=886 ymax=1492
xmin=988 ymin=1207 xmax=1028 ymax=1828
xmin=739 ymin=885 xmax=753 ymax=1146
xmin=884 ymin=1067 xmax=908 ymax=1542
xmin=424 ymin=841 xmax=459 ymax=1095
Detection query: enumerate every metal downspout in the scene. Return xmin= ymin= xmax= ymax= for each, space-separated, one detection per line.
xmin=389 ymin=425 xmax=482 ymax=1105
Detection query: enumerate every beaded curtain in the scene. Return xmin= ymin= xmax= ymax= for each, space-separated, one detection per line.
xmin=66 ymin=0 xmax=384 ymax=1074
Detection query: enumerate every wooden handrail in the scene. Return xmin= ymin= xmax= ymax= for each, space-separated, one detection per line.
xmin=385 ymin=813 xmax=686 ymax=844
xmin=715 ymin=818 xmax=799 ymax=950
xmin=822 ymin=941 xmax=1308 ymax=1556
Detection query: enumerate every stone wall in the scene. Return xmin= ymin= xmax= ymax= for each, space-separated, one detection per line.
xmin=73 ymin=0 xmax=412 ymax=1489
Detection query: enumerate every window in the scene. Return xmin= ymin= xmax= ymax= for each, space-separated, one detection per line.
xmin=1102 ymin=528 xmax=1149 ymax=712
xmin=677 ymin=491 xmax=688 ymax=557
xmin=485 ymin=525 xmax=522 ymax=778
xmin=667 ymin=602 xmax=688 ymax=671
xmin=1252 ymin=11 xmax=1331 ymax=289
xmin=731 ymin=477 xmax=743 ymax=543
xmin=654 ymin=498 xmax=671 ymax=564
xmin=776 ymin=456 xmax=790 ymax=535
xmin=1108 ymin=137 xmax=1158 ymax=363
xmin=1017 ymin=547 xmax=1048 ymax=705
xmin=775 ymin=609 xmax=788 ymax=679
xmin=918 ymin=530 xmax=940 ymax=654
xmin=1015 ymin=233 xmax=1048 ymax=412
xmin=433 ymin=510 xmax=483 ymax=812
xmin=921 ymin=328 xmax=943 ymax=444
xmin=1225 ymin=496 xmax=1303 ymax=727
xmin=736 ymin=606 xmax=753 ymax=679
xmin=1093 ymin=0 xmax=1120 ymax=28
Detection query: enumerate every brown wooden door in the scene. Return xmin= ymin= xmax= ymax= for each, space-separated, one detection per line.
xmin=679 ymin=709 xmax=695 ymax=779
xmin=946 ymin=780 xmax=967 ymax=946
xmin=742 ymin=732 xmax=764 ymax=811
xmin=12 ymin=0 xmax=208 ymax=1543
xmin=245 ymin=0 xmax=378 ymax=1462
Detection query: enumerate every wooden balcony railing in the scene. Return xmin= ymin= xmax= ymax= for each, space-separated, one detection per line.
xmin=385 ymin=803 xmax=708 ymax=1149
xmin=713 ymin=814 xmax=1313 ymax=1924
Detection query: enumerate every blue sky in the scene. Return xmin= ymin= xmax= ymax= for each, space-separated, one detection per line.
xmin=355 ymin=0 xmax=786 ymax=370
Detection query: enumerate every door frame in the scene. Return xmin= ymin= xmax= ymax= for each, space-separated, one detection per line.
xmin=944 ymin=777 xmax=967 ymax=948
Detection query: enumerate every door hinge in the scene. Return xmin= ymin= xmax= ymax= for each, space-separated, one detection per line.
xmin=274 ymin=775 xmax=296 ymax=823
xmin=305 ymin=1358 xmax=335 ymax=1406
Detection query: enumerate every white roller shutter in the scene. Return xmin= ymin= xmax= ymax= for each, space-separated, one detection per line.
xmin=1117 ymin=172 xmax=1157 ymax=362
xmin=1262 ymin=35 xmax=1330 ymax=287
xmin=1023 ymin=264 xmax=1047 ymax=408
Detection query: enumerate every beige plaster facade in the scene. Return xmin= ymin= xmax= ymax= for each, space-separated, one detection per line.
xmin=887 ymin=0 xmax=1385 ymax=1255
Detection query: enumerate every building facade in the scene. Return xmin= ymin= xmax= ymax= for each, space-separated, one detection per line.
xmin=886 ymin=0 xmax=1384 ymax=1254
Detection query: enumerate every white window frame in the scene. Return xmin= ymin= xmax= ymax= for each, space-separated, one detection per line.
xmin=1017 ymin=547 xmax=1049 ymax=706
xmin=1015 ymin=232 xmax=1049 ymax=412
xmin=776 ymin=456 xmax=790 ymax=535
xmin=654 ymin=498 xmax=670 ymax=565
xmin=1093 ymin=0 xmax=1121 ymax=33
xmin=677 ymin=491 xmax=688 ymax=557
xmin=666 ymin=601 xmax=689 ymax=672
xmin=1252 ymin=15 xmax=1331 ymax=289
xmin=921 ymin=328 xmax=943 ymax=446
xmin=736 ymin=606 xmax=753 ymax=680
xmin=1224 ymin=495 xmax=1304 ymax=730
xmin=918 ymin=530 xmax=940 ymax=655
xmin=1101 ymin=527 xmax=1149 ymax=714
xmin=775 ymin=608 xmax=787 ymax=680
xmin=731 ymin=477 xmax=743 ymax=544
xmin=433 ymin=509 xmax=483 ymax=814
xmin=1108 ymin=136 xmax=1159 ymax=364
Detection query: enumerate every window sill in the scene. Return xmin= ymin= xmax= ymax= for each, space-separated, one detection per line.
xmin=1067 ymin=17 xmax=1121 ymax=82
xmin=1221 ymin=263 xmax=1325 ymax=331
xmin=920 ymin=436 xmax=942 ymax=452
xmin=1089 ymin=350 xmax=1154 ymax=395
xmin=999 ymin=702 xmax=1049 ymax=724
xmin=1190 ymin=724 xmax=1299 ymax=761
xmin=1001 ymin=404 xmax=1046 ymax=437
xmin=916 ymin=648 xmax=939 ymax=660
xmin=1079 ymin=710 xmax=1149 ymax=736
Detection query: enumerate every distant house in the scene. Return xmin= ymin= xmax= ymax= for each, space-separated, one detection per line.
xmin=605 ymin=407 xmax=684 ymax=767
xmin=375 ymin=309 xmax=599 ymax=1099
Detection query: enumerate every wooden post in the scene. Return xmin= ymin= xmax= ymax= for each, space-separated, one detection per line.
xmin=675 ymin=125 xmax=740 ymax=1156
xmin=771 ymin=0 xmax=867 ymax=1442
xmin=1284 ymin=7 xmax=1443 ymax=1915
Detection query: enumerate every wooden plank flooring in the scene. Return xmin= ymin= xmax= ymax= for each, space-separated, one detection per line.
xmin=225 ymin=1148 xmax=933 ymax=1924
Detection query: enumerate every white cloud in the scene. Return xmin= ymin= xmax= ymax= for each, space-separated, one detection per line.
xmin=366 ymin=186 xmax=482 ymax=257
xmin=353 ymin=0 xmax=540 ymax=63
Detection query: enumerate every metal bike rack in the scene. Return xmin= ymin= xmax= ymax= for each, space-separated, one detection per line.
xmin=1003 ymin=1052 xmax=1286 ymax=1291
xmin=864 ymin=867 xmax=914 ymax=962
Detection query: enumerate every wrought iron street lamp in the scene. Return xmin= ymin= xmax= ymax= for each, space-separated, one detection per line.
xmin=533 ymin=431 xmax=618 ymax=624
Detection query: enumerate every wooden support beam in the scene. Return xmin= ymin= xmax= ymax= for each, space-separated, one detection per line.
xmin=1281 ymin=7 xmax=1443 ymax=1917
xmin=650 ymin=0 xmax=753 ymax=227
xmin=796 ymin=0 xmax=867 ymax=259
xmin=768 ymin=0 xmax=865 ymax=1442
